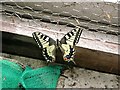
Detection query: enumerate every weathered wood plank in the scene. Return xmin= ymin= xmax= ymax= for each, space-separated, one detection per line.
xmin=1 ymin=21 xmax=119 ymax=54
xmin=1 ymin=21 xmax=119 ymax=75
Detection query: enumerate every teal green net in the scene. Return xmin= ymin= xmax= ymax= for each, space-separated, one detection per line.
xmin=1 ymin=59 xmax=63 ymax=89
xmin=1 ymin=60 xmax=24 ymax=88
xmin=21 ymin=65 xmax=62 ymax=88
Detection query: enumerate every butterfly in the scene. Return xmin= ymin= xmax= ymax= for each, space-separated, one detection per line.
xmin=32 ymin=27 xmax=83 ymax=64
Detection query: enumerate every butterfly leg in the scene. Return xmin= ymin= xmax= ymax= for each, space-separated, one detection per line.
xmin=70 ymin=59 xmax=76 ymax=65
xmin=60 ymin=74 xmax=68 ymax=79
xmin=60 ymin=65 xmax=69 ymax=79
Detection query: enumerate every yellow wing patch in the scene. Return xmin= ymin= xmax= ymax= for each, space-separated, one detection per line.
xmin=46 ymin=45 xmax=55 ymax=56
xmin=61 ymin=44 xmax=71 ymax=56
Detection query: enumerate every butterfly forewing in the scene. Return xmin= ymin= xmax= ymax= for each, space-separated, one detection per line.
xmin=60 ymin=27 xmax=83 ymax=46
xmin=32 ymin=32 xmax=56 ymax=48
xmin=32 ymin=32 xmax=56 ymax=62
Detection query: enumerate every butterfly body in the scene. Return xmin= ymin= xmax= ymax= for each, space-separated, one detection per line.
xmin=32 ymin=27 xmax=83 ymax=64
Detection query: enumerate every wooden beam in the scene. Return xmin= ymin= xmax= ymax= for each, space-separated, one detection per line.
xmin=1 ymin=20 xmax=119 ymax=54
xmin=1 ymin=21 xmax=119 ymax=75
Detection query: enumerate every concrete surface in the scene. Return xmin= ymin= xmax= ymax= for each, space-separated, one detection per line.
xmin=0 ymin=53 xmax=119 ymax=88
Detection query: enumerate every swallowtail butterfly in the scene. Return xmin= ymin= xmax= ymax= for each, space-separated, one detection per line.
xmin=32 ymin=27 xmax=83 ymax=64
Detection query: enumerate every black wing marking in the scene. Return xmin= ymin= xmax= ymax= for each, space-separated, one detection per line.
xmin=32 ymin=32 xmax=56 ymax=48
xmin=32 ymin=32 xmax=56 ymax=62
xmin=60 ymin=27 xmax=83 ymax=46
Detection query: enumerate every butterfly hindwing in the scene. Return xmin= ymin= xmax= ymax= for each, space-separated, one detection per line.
xmin=60 ymin=27 xmax=83 ymax=63
xmin=32 ymin=32 xmax=56 ymax=62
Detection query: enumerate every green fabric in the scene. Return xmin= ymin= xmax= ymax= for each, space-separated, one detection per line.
xmin=1 ymin=59 xmax=63 ymax=89
xmin=1 ymin=60 xmax=24 ymax=88
xmin=21 ymin=65 xmax=62 ymax=88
